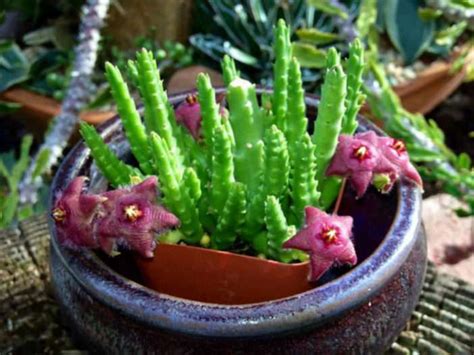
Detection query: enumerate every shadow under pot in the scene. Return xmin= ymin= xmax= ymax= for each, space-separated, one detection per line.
xmin=49 ymin=89 xmax=427 ymax=354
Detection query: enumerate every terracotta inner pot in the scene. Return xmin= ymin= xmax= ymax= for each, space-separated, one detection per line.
xmin=100 ymin=183 xmax=397 ymax=305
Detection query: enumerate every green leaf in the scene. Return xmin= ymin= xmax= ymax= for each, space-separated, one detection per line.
xmin=384 ymin=0 xmax=435 ymax=64
xmin=435 ymin=22 xmax=467 ymax=48
xmin=0 ymin=41 xmax=30 ymax=92
xmin=291 ymin=42 xmax=327 ymax=69
xmin=308 ymin=0 xmax=349 ymax=19
xmin=357 ymin=0 xmax=378 ymax=38
xmin=418 ymin=7 xmax=442 ymax=21
xmin=406 ymin=145 xmax=442 ymax=162
xmin=0 ymin=100 xmax=21 ymax=113
xmin=296 ymin=28 xmax=340 ymax=46
xmin=451 ymin=0 xmax=474 ymax=8
xmin=456 ymin=153 xmax=472 ymax=170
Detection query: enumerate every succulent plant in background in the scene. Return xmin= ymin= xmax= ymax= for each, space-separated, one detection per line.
xmin=365 ymin=60 xmax=474 ymax=216
xmin=190 ymin=0 xmax=359 ymax=88
xmin=54 ymin=20 xmax=422 ymax=282
xmin=292 ymin=0 xmax=473 ymax=87
xmin=0 ymin=135 xmax=49 ymax=228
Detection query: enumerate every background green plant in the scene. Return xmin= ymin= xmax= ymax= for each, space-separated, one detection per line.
xmin=0 ymin=135 xmax=48 ymax=228
xmin=190 ymin=0 xmax=472 ymax=88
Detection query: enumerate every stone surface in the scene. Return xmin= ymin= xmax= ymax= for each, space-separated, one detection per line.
xmin=423 ymin=194 xmax=474 ymax=284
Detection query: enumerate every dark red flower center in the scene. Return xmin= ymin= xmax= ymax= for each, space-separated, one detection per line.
xmin=320 ymin=226 xmax=338 ymax=244
xmin=391 ymin=139 xmax=406 ymax=155
xmin=352 ymin=145 xmax=370 ymax=161
xmin=52 ymin=207 xmax=66 ymax=222
xmin=185 ymin=94 xmax=198 ymax=105
xmin=123 ymin=204 xmax=143 ymax=222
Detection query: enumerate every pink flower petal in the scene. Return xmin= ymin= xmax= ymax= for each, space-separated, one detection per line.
xmin=283 ymin=207 xmax=357 ymax=282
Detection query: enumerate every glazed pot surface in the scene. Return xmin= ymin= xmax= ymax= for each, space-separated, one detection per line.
xmin=49 ymin=90 xmax=426 ymax=353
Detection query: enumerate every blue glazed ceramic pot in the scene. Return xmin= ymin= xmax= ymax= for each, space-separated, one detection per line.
xmin=49 ymin=91 xmax=427 ymax=354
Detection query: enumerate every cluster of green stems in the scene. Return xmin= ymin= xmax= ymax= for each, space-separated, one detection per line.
xmin=80 ymin=20 xmax=365 ymax=262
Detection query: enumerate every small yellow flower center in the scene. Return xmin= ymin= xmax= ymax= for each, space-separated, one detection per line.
xmin=124 ymin=204 xmax=143 ymax=222
xmin=353 ymin=145 xmax=369 ymax=161
xmin=321 ymin=227 xmax=338 ymax=244
xmin=391 ymin=139 xmax=406 ymax=154
xmin=185 ymin=94 xmax=197 ymax=105
xmin=52 ymin=208 xmax=66 ymax=222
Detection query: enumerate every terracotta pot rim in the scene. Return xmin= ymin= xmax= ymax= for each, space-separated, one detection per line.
xmin=49 ymin=89 xmax=422 ymax=337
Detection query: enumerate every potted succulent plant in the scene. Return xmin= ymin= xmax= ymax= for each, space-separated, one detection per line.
xmin=49 ymin=20 xmax=426 ymax=353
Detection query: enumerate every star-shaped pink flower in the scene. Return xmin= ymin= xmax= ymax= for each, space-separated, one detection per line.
xmin=283 ymin=207 xmax=357 ymax=282
xmin=175 ymin=93 xmax=227 ymax=140
xmin=175 ymin=94 xmax=202 ymax=139
xmin=327 ymin=132 xmax=397 ymax=197
xmin=97 ymin=176 xmax=180 ymax=258
xmin=52 ymin=176 xmax=105 ymax=249
xmin=376 ymin=137 xmax=423 ymax=190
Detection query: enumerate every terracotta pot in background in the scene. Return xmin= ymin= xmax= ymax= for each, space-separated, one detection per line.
xmin=49 ymin=90 xmax=426 ymax=353
xmin=0 ymin=88 xmax=115 ymax=138
xmin=394 ymin=47 xmax=474 ymax=114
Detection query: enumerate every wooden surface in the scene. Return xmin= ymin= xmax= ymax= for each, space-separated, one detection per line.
xmin=1 ymin=214 xmax=473 ymax=354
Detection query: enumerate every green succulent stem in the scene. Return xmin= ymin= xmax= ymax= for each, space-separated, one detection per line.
xmin=227 ymin=78 xmax=264 ymax=196
xmin=342 ymin=39 xmax=365 ymax=135
xmin=286 ymin=58 xmax=307 ymax=161
xmin=265 ymin=195 xmax=289 ymax=260
xmin=197 ymin=73 xmax=222 ymax=153
xmin=221 ymin=55 xmax=239 ymax=86
xmin=79 ymin=123 xmax=142 ymax=187
xmin=213 ymin=182 xmax=247 ymax=249
xmin=105 ymin=62 xmax=153 ymax=174
xmin=149 ymin=132 xmax=203 ymax=243
xmin=273 ymin=19 xmax=291 ymax=133
xmin=291 ymin=133 xmax=320 ymax=225
xmin=313 ymin=48 xmax=347 ymax=208
xmin=210 ymin=126 xmax=235 ymax=213
xmin=136 ymin=49 xmax=183 ymax=174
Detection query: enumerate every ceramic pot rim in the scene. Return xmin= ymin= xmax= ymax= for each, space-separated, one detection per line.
xmin=49 ymin=90 xmax=422 ymax=337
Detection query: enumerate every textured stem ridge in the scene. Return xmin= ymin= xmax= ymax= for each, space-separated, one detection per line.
xmin=105 ymin=62 xmax=153 ymax=174
xmin=149 ymin=133 xmax=202 ymax=243
xmin=265 ymin=195 xmax=289 ymax=260
xmin=291 ymin=134 xmax=320 ymax=225
xmin=243 ymin=124 xmax=290 ymax=236
xmin=79 ymin=123 xmax=142 ymax=187
xmin=286 ymin=58 xmax=307 ymax=161
xmin=342 ymin=39 xmax=365 ymax=135
xmin=273 ymin=19 xmax=291 ymax=133
xmin=20 ymin=0 xmax=111 ymax=204
xmin=210 ymin=126 xmax=235 ymax=213
xmin=221 ymin=55 xmax=239 ymax=86
xmin=135 ymin=50 xmax=183 ymax=175
xmin=227 ymin=78 xmax=264 ymax=196
xmin=213 ymin=182 xmax=246 ymax=249
xmin=313 ymin=48 xmax=347 ymax=208
xmin=197 ymin=73 xmax=221 ymax=153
